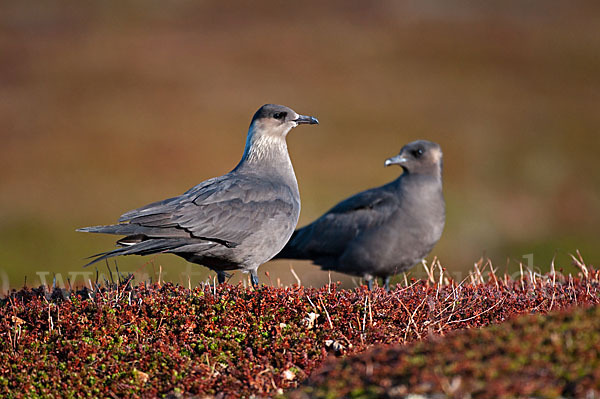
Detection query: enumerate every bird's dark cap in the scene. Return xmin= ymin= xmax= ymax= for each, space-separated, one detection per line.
xmin=251 ymin=104 xmax=296 ymax=124
xmin=385 ymin=140 xmax=442 ymax=174
xmin=250 ymin=104 xmax=318 ymax=126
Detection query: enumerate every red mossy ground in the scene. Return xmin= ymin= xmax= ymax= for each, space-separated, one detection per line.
xmin=1 ymin=265 xmax=599 ymax=398
xmin=287 ymin=305 xmax=600 ymax=399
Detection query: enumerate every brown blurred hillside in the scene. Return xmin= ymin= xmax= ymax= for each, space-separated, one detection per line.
xmin=1 ymin=1 xmax=599 ymax=290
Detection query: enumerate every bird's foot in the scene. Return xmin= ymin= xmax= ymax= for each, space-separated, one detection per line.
xmin=217 ymin=271 xmax=231 ymax=284
xmin=250 ymin=270 xmax=259 ymax=287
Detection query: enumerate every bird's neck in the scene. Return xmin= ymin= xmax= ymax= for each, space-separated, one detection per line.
xmin=242 ymin=133 xmax=288 ymax=161
xmin=401 ymin=163 xmax=443 ymax=184
xmin=397 ymin=171 xmax=443 ymax=197
xmin=235 ymin=132 xmax=296 ymax=182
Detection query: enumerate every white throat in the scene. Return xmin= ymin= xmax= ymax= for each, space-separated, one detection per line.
xmin=237 ymin=122 xmax=295 ymax=175
xmin=243 ymin=133 xmax=289 ymax=164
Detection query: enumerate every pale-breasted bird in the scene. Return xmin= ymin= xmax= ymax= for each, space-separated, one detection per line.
xmin=78 ymin=104 xmax=318 ymax=285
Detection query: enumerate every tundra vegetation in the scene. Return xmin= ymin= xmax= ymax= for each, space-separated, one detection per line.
xmin=1 ymin=259 xmax=598 ymax=398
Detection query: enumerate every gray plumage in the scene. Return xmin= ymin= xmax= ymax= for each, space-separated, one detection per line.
xmin=275 ymin=140 xmax=445 ymax=290
xmin=78 ymin=104 xmax=318 ymax=285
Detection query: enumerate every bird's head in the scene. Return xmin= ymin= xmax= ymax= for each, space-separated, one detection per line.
xmin=385 ymin=140 xmax=443 ymax=176
xmin=249 ymin=104 xmax=319 ymax=139
xmin=239 ymin=104 xmax=319 ymax=168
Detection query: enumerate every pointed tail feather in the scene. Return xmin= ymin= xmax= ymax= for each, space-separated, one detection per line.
xmin=77 ymin=224 xmax=188 ymax=238
xmin=83 ymin=239 xmax=187 ymax=267
xmin=77 ymin=224 xmax=130 ymax=235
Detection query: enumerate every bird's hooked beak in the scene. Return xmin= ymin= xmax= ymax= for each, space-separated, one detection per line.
xmin=384 ymin=154 xmax=408 ymax=167
xmin=293 ymin=115 xmax=319 ymax=125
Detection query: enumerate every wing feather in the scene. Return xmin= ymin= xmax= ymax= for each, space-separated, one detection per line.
xmin=111 ymin=172 xmax=297 ymax=246
xmin=282 ymin=185 xmax=398 ymax=258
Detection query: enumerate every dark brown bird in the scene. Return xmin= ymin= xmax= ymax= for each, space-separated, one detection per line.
xmin=275 ymin=140 xmax=445 ymax=290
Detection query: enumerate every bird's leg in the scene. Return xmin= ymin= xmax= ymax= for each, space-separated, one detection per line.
xmin=250 ymin=270 xmax=259 ymax=287
xmin=367 ymin=277 xmax=374 ymax=291
xmin=384 ymin=276 xmax=391 ymax=292
xmin=217 ymin=271 xmax=231 ymax=285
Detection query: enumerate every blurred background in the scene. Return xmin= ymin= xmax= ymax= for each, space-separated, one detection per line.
xmin=1 ymin=0 xmax=599 ymax=291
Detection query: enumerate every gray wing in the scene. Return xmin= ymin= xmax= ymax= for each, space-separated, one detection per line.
xmin=169 ymin=176 xmax=297 ymax=246
xmin=80 ymin=172 xmax=297 ymax=251
xmin=277 ymin=183 xmax=398 ymax=260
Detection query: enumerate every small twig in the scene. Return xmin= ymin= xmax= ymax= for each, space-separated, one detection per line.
xmin=422 ymin=259 xmax=435 ymax=284
xmin=569 ymin=274 xmax=577 ymax=306
xmin=468 ymin=271 xmax=476 ymax=285
xmin=449 ymin=298 xmax=505 ymax=324
xmin=290 ymin=265 xmax=301 ymax=287
xmin=361 ymin=295 xmax=368 ymax=333
xmin=436 ymin=259 xmax=443 ymax=299
xmin=491 ymin=269 xmax=500 ymax=290
xmin=318 ymin=296 xmax=334 ymax=329
xmin=443 ymin=274 xmax=469 ymax=303
xmin=306 ymin=294 xmax=317 ymax=312
xmin=550 ymin=254 xmax=557 ymax=288
xmin=398 ymin=296 xmax=426 ymax=341
xmin=549 ymin=254 xmax=557 ymax=311
xmin=474 ymin=258 xmax=484 ymax=284
xmin=519 ymin=262 xmax=525 ymax=290
xmin=570 ymin=250 xmax=589 ymax=280
xmin=57 ymin=306 xmax=61 ymax=335
xmin=528 ymin=267 xmax=536 ymax=290
xmin=48 ymin=303 xmax=54 ymax=333
xmin=265 ymin=271 xmax=273 ymax=287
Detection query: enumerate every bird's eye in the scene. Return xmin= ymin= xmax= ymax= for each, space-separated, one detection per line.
xmin=412 ymin=148 xmax=424 ymax=158
xmin=273 ymin=112 xmax=287 ymax=120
